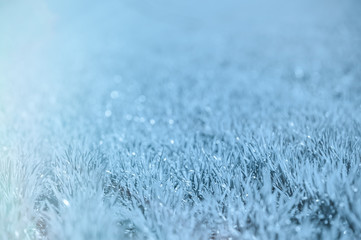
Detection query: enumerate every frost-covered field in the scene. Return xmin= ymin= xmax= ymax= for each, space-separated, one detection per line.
xmin=1 ymin=0 xmax=361 ymax=239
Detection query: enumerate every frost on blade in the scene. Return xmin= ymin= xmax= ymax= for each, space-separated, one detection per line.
xmin=1 ymin=0 xmax=361 ymax=239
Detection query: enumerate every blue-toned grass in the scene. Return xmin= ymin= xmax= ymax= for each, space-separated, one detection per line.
xmin=1 ymin=1 xmax=361 ymax=239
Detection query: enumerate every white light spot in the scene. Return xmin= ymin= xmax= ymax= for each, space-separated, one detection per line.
xmin=105 ymin=110 xmax=112 ymax=117
xmin=168 ymin=119 xmax=174 ymax=125
xmin=170 ymin=139 xmax=174 ymax=144
xmin=138 ymin=95 xmax=146 ymax=103
xmin=294 ymin=67 xmax=304 ymax=79
xmin=150 ymin=119 xmax=155 ymax=125
xmin=110 ymin=91 xmax=119 ymax=99
xmin=63 ymin=199 xmax=70 ymax=207
xmin=125 ymin=114 xmax=132 ymax=121
xmin=113 ymin=74 xmax=122 ymax=83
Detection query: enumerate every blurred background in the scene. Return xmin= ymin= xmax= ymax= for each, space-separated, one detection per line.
xmin=1 ymin=0 xmax=360 ymax=149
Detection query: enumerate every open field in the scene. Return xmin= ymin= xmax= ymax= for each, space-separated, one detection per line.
xmin=1 ymin=0 xmax=361 ymax=239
